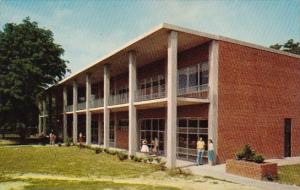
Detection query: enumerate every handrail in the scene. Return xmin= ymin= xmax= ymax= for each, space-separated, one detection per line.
xmin=109 ymin=93 xmax=129 ymax=105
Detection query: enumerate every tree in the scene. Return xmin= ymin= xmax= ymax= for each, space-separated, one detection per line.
xmin=270 ymin=39 xmax=300 ymax=55
xmin=0 ymin=17 xmax=69 ymax=138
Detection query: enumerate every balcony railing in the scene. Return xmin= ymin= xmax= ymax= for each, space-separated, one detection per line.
xmin=109 ymin=93 xmax=128 ymax=105
xmin=66 ymin=105 xmax=73 ymax=112
xmin=177 ymin=84 xmax=209 ymax=99
xmin=135 ymin=84 xmax=166 ymax=102
xmin=91 ymin=98 xmax=103 ymax=108
xmin=77 ymin=102 xmax=86 ymax=110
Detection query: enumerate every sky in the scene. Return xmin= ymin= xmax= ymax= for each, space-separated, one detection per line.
xmin=1 ymin=0 xmax=299 ymax=76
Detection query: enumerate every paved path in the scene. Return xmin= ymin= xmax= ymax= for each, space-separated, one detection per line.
xmin=176 ymin=159 xmax=300 ymax=190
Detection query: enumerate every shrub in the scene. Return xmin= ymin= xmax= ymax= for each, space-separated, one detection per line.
xmin=117 ymin=152 xmax=128 ymax=161
xmin=154 ymin=161 xmax=167 ymax=171
xmin=154 ymin=157 xmax=161 ymax=163
xmin=58 ymin=143 xmax=62 ymax=147
xmin=148 ymin=157 xmax=154 ymax=163
xmin=143 ymin=157 xmax=148 ymax=163
xmin=104 ymin=148 xmax=109 ymax=154
xmin=130 ymin=155 xmax=135 ymax=160
xmin=108 ymin=150 xmax=117 ymax=155
xmin=235 ymin=144 xmax=265 ymax=163
xmin=95 ymin=148 xmax=102 ymax=154
xmin=252 ymin=154 xmax=265 ymax=163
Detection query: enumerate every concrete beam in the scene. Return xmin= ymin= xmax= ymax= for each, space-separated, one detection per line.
xmin=208 ymin=40 xmax=219 ymax=164
xmin=73 ymin=80 xmax=78 ymax=143
xmin=166 ymin=31 xmax=178 ymax=169
xmin=86 ymin=74 xmax=91 ymax=145
xmin=128 ymin=51 xmax=137 ymax=155
xmin=103 ymin=64 xmax=110 ymax=148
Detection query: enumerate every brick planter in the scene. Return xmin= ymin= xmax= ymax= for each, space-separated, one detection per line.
xmin=226 ymin=159 xmax=278 ymax=180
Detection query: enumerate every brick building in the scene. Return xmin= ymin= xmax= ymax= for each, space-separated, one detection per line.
xmin=38 ymin=23 xmax=300 ymax=168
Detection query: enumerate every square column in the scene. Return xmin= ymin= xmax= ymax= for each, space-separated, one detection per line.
xmin=166 ymin=31 xmax=178 ymax=169
xmin=128 ymin=51 xmax=137 ymax=155
xmin=73 ymin=80 xmax=78 ymax=143
xmin=38 ymin=101 xmax=42 ymax=136
xmin=63 ymin=87 xmax=67 ymax=141
xmin=208 ymin=40 xmax=219 ymax=164
xmin=42 ymin=100 xmax=47 ymax=136
xmin=86 ymin=74 xmax=91 ymax=145
xmin=103 ymin=64 xmax=110 ymax=148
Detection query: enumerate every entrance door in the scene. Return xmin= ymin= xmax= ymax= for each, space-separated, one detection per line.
xmin=284 ymin=118 xmax=292 ymax=157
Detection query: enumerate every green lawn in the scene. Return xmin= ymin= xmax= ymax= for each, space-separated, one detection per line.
xmin=0 ymin=146 xmax=156 ymax=178
xmin=278 ymin=164 xmax=300 ymax=186
xmin=0 ymin=178 xmax=177 ymax=190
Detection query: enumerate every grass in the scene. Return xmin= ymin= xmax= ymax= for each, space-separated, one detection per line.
xmin=0 ymin=146 xmax=156 ymax=178
xmin=0 ymin=178 xmax=178 ymax=190
xmin=277 ymin=164 xmax=300 ymax=186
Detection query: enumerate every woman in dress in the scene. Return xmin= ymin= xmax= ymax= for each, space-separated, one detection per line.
xmin=208 ymin=139 xmax=214 ymax=166
xmin=152 ymin=138 xmax=159 ymax=155
xmin=140 ymin=140 xmax=149 ymax=153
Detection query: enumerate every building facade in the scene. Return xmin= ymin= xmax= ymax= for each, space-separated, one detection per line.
xmin=38 ymin=24 xmax=300 ymax=168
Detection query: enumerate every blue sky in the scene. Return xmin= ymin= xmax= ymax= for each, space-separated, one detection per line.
xmin=1 ymin=0 xmax=299 ymax=76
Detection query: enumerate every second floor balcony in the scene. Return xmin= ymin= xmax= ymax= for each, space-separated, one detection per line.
xmin=109 ymin=93 xmax=128 ymax=106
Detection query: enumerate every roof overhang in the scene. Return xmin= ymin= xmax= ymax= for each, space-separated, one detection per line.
xmin=47 ymin=23 xmax=300 ymax=91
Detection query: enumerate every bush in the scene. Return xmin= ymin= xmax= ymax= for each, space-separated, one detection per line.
xmin=154 ymin=161 xmax=167 ymax=171
xmin=117 ymin=152 xmax=128 ymax=161
xmin=252 ymin=154 xmax=265 ymax=163
xmin=148 ymin=157 xmax=154 ymax=163
xmin=153 ymin=157 xmax=161 ymax=163
xmin=143 ymin=157 xmax=148 ymax=163
xmin=130 ymin=155 xmax=135 ymax=160
xmin=108 ymin=150 xmax=117 ymax=155
xmin=104 ymin=148 xmax=109 ymax=154
xmin=95 ymin=148 xmax=102 ymax=154
xmin=58 ymin=143 xmax=62 ymax=147
xmin=235 ymin=144 xmax=265 ymax=163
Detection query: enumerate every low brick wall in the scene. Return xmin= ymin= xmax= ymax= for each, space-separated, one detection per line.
xmin=226 ymin=159 xmax=278 ymax=180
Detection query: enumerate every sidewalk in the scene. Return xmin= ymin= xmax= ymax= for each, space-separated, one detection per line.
xmin=176 ymin=159 xmax=300 ymax=190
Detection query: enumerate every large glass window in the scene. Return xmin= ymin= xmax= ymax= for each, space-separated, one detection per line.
xmin=177 ymin=118 xmax=208 ymax=161
xmin=139 ymin=118 xmax=165 ymax=154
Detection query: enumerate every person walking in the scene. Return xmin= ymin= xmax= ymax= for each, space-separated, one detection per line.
xmin=196 ymin=137 xmax=205 ymax=165
xmin=208 ymin=139 xmax=214 ymax=166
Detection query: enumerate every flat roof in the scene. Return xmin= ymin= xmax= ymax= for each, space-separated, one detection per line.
xmin=53 ymin=23 xmax=300 ymax=88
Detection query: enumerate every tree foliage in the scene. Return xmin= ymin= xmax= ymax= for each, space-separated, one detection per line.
xmin=0 ymin=17 xmax=69 ymax=136
xmin=270 ymin=39 xmax=300 ymax=55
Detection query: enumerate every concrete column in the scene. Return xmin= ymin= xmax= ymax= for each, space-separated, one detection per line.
xmin=38 ymin=101 xmax=42 ymax=136
xmin=103 ymin=64 xmax=110 ymax=148
xmin=42 ymin=99 xmax=47 ymax=135
xmin=73 ymin=81 xmax=78 ymax=143
xmin=208 ymin=40 xmax=219 ymax=164
xmin=98 ymin=115 xmax=102 ymax=145
xmin=128 ymin=51 xmax=137 ymax=155
xmin=86 ymin=74 xmax=91 ymax=144
xmin=166 ymin=31 xmax=178 ymax=169
xmin=63 ymin=87 xmax=67 ymax=142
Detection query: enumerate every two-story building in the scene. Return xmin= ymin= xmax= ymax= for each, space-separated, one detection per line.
xmin=38 ymin=23 xmax=300 ymax=168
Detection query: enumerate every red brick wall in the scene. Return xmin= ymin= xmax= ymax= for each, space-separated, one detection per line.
xmin=178 ymin=43 xmax=209 ymax=69
xmin=115 ymin=111 xmax=129 ymax=149
xmin=218 ymin=41 xmax=300 ymax=162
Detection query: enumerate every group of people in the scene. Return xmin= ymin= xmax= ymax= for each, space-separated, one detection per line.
xmin=196 ymin=137 xmax=214 ymax=166
xmin=140 ymin=138 xmax=159 ymax=155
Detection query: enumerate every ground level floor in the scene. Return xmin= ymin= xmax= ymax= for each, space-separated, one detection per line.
xmin=63 ymin=105 xmax=209 ymax=162
xmin=41 ymin=103 xmax=300 ymax=164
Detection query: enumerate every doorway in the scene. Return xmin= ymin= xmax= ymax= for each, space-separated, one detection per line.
xmin=284 ymin=118 xmax=292 ymax=157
